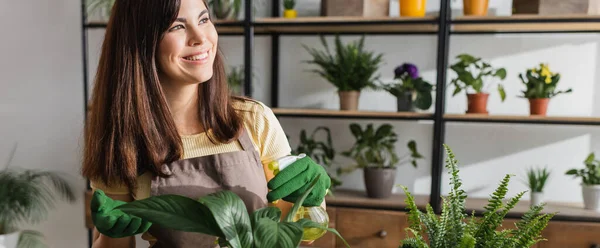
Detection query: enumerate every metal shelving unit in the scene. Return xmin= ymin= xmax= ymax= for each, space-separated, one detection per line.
xmin=80 ymin=0 xmax=600 ymax=247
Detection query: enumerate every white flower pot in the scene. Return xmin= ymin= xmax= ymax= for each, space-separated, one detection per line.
xmin=530 ymin=192 xmax=544 ymax=207
xmin=0 ymin=231 xmax=20 ymax=248
xmin=582 ymin=184 xmax=600 ymax=211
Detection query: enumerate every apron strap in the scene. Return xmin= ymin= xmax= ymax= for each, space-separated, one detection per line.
xmin=238 ymin=127 xmax=255 ymax=152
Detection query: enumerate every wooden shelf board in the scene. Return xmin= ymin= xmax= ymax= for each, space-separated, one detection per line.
xmin=454 ymin=14 xmax=600 ymax=22
xmin=254 ymin=16 xmax=438 ymax=34
xmin=325 ymin=188 xmax=429 ymax=211
xmin=85 ymin=21 xmax=245 ymax=34
xmin=452 ymin=14 xmax=600 ymax=33
xmin=273 ymin=108 xmax=434 ymax=120
xmin=444 ymin=114 xmax=600 ymax=125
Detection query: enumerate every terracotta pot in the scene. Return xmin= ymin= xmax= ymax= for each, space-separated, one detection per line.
xmin=466 ymin=93 xmax=489 ymax=114
xmin=363 ymin=167 xmax=397 ymax=199
xmin=338 ymin=91 xmax=360 ymax=111
xmin=463 ymin=0 xmax=489 ymax=16
xmin=529 ymin=98 xmax=550 ymax=116
xmin=399 ymin=0 xmax=427 ymax=17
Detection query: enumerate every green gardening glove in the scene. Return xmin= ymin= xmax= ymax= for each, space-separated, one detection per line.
xmin=266 ymin=156 xmax=331 ymax=207
xmin=91 ymin=189 xmax=152 ymax=238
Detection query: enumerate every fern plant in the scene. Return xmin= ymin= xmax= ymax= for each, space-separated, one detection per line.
xmin=398 ymin=144 xmax=555 ymax=248
xmin=0 ymin=145 xmax=77 ymax=247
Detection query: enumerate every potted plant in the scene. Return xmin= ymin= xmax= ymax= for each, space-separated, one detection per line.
xmin=399 ymin=145 xmax=554 ymax=248
xmin=566 ymin=152 xmax=600 ymax=212
xmin=449 ymin=53 xmax=507 ymax=114
xmin=303 ymin=35 xmax=384 ymax=111
xmin=93 ymin=175 xmax=350 ymax=248
xmin=519 ymin=63 xmax=572 ymax=116
xmin=86 ymin=0 xmax=115 ymax=21
xmin=0 ymin=145 xmax=77 ymax=248
xmin=339 ymin=123 xmax=423 ymax=199
xmin=283 ymin=0 xmax=297 ymax=18
xmin=380 ymin=63 xmax=435 ymax=112
xmin=208 ymin=0 xmax=242 ymax=20
xmin=227 ymin=65 xmax=244 ymax=95
xmin=523 ymin=166 xmax=551 ymax=207
xmin=463 ymin=0 xmax=489 ymax=16
xmin=292 ymin=126 xmax=342 ymax=189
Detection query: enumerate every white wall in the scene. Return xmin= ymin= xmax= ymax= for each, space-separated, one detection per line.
xmin=0 ymin=0 xmax=88 ymax=248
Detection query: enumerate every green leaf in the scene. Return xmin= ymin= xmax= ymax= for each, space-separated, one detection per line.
xmin=285 ymin=174 xmax=321 ymax=222
xmin=198 ymin=191 xmax=254 ymax=248
xmin=115 ymin=194 xmax=223 ymax=236
xmin=295 ymin=218 xmax=351 ymax=248
xmin=349 ymin=123 xmax=362 ymax=138
xmin=494 ymin=68 xmax=507 ymax=79
xmin=585 ymin=153 xmax=595 ymax=164
xmin=251 ymin=207 xmax=282 ymax=228
xmin=565 ymin=169 xmax=579 ymax=175
xmin=253 ymin=219 xmax=304 ymax=248
xmin=498 ymin=84 xmax=506 ymax=102
xmin=414 ymin=91 xmax=433 ymax=110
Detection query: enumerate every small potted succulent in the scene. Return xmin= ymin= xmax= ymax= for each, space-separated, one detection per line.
xmin=519 ymin=63 xmax=572 ymax=116
xmin=449 ymin=53 xmax=507 ymax=114
xmin=303 ymin=35 xmax=384 ymax=111
xmin=339 ymin=123 xmax=423 ymax=199
xmin=380 ymin=63 xmax=435 ymax=112
xmin=283 ymin=0 xmax=297 ymax=18
xmin=523 ymin=166 xmax=551 ymax=207
xmin=566 ymin=152 xmax=600 ymax=212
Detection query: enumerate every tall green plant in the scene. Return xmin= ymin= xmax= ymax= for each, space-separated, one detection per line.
xmin=449 ymin=54 xmax=507 ymax=101
xmin=107 ymin=175 xmax=349 ymax=248
xmin=398 ymin=145 xmax=554 ymax=248
xmin=339 ymin=123 xmax=423 ymax=174
xmin=524 ymin=166 xmax=551 ymax=192
xmin=0 ymin=144 xmax=77 ymax=247
xmin=303 ymin=35 xmax=384 ymax=92
xmin=566 ymin=152 xmax=600 ymax=185
xmin=292 ymin=126 xmax=341 ymax=188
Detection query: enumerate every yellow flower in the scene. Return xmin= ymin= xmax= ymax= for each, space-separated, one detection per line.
xmin=539 ymin=63 xmax=552 ymax=84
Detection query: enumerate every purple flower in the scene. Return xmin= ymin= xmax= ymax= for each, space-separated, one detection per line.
xmin=394 ymin=63 xmax=419 ymax=79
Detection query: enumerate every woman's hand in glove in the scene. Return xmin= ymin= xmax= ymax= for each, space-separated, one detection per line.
xmin=91 ymin=189 xmax=152 ymax=238
xmin=266 ymin=156 xmax=331 ymax=206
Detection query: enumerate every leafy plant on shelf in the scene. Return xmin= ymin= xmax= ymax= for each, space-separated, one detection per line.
xmin=303 ymin=35 xmax=384 ymax=92
xmin=519 ymin=63 xmax=572 ymax=99
xmin=0 ymin=144 xmax=77 ymax=247
xmin=566 ymin=152 xmax=600 ymax=185
xmin=100 ymin=174 xmax=349 ymax=248
xmin=86 ymin=0 xmax=115 ymax=18
xmin=398 ymin=144 xmax=555 ymax=248
xmin=379 ymin=63 xmax=435 ymax=110
xmin=283 ymin=0 xmax=295 ymax=10
xmin=449 ymin=53 xmax=507 ymax=100
xmin=338 ymin=123 xmax=423 ymax=174
xmin=524 ymin=166 xmax=551 ymax=193
xmin=292 ymin=126 xmax=342 ymax=188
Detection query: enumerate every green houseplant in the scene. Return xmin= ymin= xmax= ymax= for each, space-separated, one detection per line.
xmin=523 ymin=166 xmax=551 ymax=207
xmin=380 ymin=63 xmax=435 ymax=112
xmin=283 ymin=0 xmax=297 ymax=18
xmin=399 ymin=144 xmax=555 ymax=248
xmin=292 ymin=126 xmax=342 ymax=189
xmin=519 ymin=63 xmax=572 ymax=116
xmin=0 ymin=145 xmax=77 ymax=248
xmin=208 ymin=0 xmax=242 ymax=20
xmin=227 ymin=65 xmax=244 ymax=96
xmin=566 ymin=152 xmax=600 ymax=211
xmin=340 ymin=123 xmax=423 ymax=198
xmin=95 ymin=175 xmax=349 ymax=248
xmin=303 ymin=35 xmax=384 ymax=111
xmin=449 ymin=53 xmax=507 ymax=114
xmin=86 ymin=0 xmax=115 ymax=20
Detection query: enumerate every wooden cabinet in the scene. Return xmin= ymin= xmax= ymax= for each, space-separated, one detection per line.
xmin=538 ymin=221 xmax=600 ymax=248
xmin=334 ymin=207 xmax=408 ymax=247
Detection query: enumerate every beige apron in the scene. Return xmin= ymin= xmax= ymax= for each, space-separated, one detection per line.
xmin=147 ymin=128 xmax=269 ymax=248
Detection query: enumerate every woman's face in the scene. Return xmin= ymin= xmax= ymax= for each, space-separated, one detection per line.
xmin=157 ymin=0 xmax=218 ymax=86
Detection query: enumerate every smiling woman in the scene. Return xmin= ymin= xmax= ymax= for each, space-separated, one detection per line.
xmin=82 ymin=0 xmax=330 ymax=247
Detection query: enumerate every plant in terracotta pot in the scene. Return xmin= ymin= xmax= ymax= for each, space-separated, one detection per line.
xmin=449 ymin=53 xmax=507 ymax=114
xmin=399 ymin=145 xmax=554 ymax=248
xmin=0 ymin=145 xmax=77 ymax=248
xmin=339 ymin=123 xmax=423 ymax=199
xmin=292 ymin=126 xmax=342 ymax=189
xmin=379 ymin=63 xmax=435 ymax=112
xmin=303 ymin=35 xmax=384 ymax=111
xmin=283 ymin=0 xmax=297 ymax=18
xmin=523 ymin=166 xmax=551 ymax=207
xmin=519 ymin=63 xmax=572 ymax=116
xmin=566 ymin=152 xmax=600 ymax=212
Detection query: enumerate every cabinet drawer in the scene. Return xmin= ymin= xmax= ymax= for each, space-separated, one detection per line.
xmin=539 ymin=221 xmax=600 ymax=248
xmin=334 ymin=207 xmax=408 ymax=248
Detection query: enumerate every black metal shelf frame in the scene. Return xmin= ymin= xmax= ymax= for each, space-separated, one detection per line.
xmin=80 ymin=1 xmax=600 ymax=246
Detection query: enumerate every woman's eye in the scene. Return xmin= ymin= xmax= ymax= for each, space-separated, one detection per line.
xmin=199 ymin=17 xmax=209 ymax=24
xmin=169 ymin=25 xmax=184 ymax=31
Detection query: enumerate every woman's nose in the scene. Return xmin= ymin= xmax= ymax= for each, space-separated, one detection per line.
xmin=188 ymin=27 xmax=207 ymax=47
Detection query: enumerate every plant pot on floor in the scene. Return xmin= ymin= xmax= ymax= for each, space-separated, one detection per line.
xmin=0 ymin=231 xmax=20 ymax=248
xmin=339 ymin=91 xmax=360 ymax=111
xmin=397 ymin=91 xmax=416 ymax=112
xmin=363 ymin=167 xmax=396 ymax=198
xmin=463 ymin=0 xmax=489 ymax=16
xmin=530 ymin=192 xmax=544 ymax=207
xmin=582 ymin=184 xmax=600 ymax=211
xmin=529 ymin=98 xmax=550 ymax=116
xmin=466 ymin=93 xmax=489 ymax=114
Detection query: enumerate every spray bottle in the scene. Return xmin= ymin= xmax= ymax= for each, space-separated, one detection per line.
xmin=267 ymin=154 xmax=329 ymax=242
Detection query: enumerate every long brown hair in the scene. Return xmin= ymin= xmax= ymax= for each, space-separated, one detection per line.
xmin=82 ymin=0 xmax=244 ymax=193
